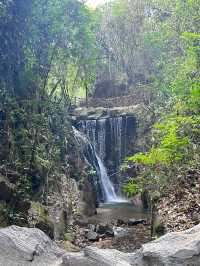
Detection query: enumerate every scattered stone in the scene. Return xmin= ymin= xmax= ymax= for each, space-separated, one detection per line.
xmin=87 ymin=231 xmax=99 ymax=242
xmin=116 ymin=219 xmax=126 ymax=226
xmin=96 ymin=224 xmax=114 ymax=237
xmin=63 ymin=223 xmax=200 ymax=266
xmin=127 ymin=219 xmax=145 ymax=226
xmin=113 ymin=227 xmax=130 ymax=238
xmin=88 ymin=224 xmax=96 ymax=231
xmin=2 ymin=224 xmax=200 ymax=266
xmin=192 ymin=212 xmax=200 ymax=224
xmin=74 ymin=217 xmax=89 ymax=227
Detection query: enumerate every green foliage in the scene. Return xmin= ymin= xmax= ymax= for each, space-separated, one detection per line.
xmin=123 ymin=179 xmax=142 ymax=197
xmin=122 ymin=0 xmax=200 ymax=197
xmin=0 ymin=0 xmax=200 ymax=223
xmin=0 ymin=0 xmax=100 ymax=225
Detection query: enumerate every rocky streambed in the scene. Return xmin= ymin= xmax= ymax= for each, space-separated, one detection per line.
xmin=1 ymin=223 xmax=200 ymax=266
xmin=1 ymin=202 xmax=200 ymax=266
xmin=65 ymin=202 xmax=151 ymax=253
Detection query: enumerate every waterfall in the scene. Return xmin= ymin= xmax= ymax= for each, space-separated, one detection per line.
xmin=73 ymin=127 xmax=124 ymax=203
xmin=110 ymin=116 xmax=123 ymax=165
xmin=74 ymin=115 xmax=137 ymax=203
xmin=78 ymin=117 xmax=126 ymax=166
xmin=96 ymin=154 xmax=122 ymax=202
xmin=97 ymin=119 xmax=106 ymax=160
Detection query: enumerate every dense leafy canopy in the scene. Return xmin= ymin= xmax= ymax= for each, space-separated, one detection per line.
xmin=121 ymin=0 xmax=200 ymax=197
xmin=0 ymin=0 xmax=99 ymax=223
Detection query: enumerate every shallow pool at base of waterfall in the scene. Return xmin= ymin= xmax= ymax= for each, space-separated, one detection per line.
xmin=89 ymin=202 xmax=150 ymax=224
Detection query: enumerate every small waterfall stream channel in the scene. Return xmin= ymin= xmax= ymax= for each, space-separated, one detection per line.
xmin=72 ymin=116 xmax=151 ymax=252
xmin=73 ymin=126 xmax=124 ymax=203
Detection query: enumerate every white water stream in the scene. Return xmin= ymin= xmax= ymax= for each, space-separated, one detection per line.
xmin=73 ymin=127 xmax=125 ymax=203
xmin=96 ymin=154 xmax=125 ymax=202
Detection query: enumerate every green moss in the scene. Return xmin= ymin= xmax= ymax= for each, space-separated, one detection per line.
xmin=0 ymin=203 xmax=9 ymax=227
xmin=64 ymin=232 xmax=74 ymax=242
xmin=58 ymin=240 xmax=80 ymax=252
xmin=153 ymin=220 xmax=166 ymax=237
xmin=31 ymin=201 xmax=48 ymax=221
xmin=30 ymin=201 xmax=54 ymax=239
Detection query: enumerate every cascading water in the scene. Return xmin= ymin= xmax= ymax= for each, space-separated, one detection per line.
xmin=97 ymin=119 xmax=106 ymax=161
xmin=96 ymin=154 xmax=123 ymax=202
xmin=73 ymin=127 xmax=123 ymax=202
xmin=74 ymin=115 xmax=137 ymax=202
xmin=110 ymin=116 xmax=123 ymax=165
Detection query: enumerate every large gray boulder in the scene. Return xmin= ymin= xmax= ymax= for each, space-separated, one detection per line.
xmin=1 ymin=223 xmax=200 ymax=266
xmin=0 ymin=225 xmax=64 ymax=266
xmin=139 ymin=224 xmax=200 ymax=266
xmin=63 ymin=247 xmax=132 ymax=266
xmin=63 ymin=224 xmax=200 ymax=266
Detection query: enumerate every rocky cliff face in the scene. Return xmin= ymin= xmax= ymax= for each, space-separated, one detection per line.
xmin=0 ymin=128 xmax=97 ymax=240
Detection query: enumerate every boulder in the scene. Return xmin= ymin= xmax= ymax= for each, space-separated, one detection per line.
xmin=139 ymin=224 xmax=200 ymax=266
xmin=84 ymin=247 xmax=132 ymax=266
xmin=47 ymin=175 xmax=80 ymax=240
xmin=0 ymin=180 xmax=13 ymax=202
xmin=63 ymin=223 xmax=200 ymax=266
xmin=74 ymin=216 xmax=89 ymax=227
xmin=87 ymin=230 xmax=99 ymax=242
xmin=0 ymin=225 xmax=64 ymax=266
xmin=62 ymin=252 xmax=95 ymax=266
xmin=1 ymin=223 xmax=200 ymax=266
xmin=113 ymin=226 xmax=130 ymax=238
xmin=116 ymin=219 xmax=126 ymax=226
xmin=63 ymin=247 xmax=131 ymax=266
xmin=88 ymin=223 xmax=96 ymax=231
xmin=28 ymin=201 xmax=54 ymax=239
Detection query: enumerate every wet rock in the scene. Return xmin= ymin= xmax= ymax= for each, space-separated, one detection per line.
xmin=74 ymin=217 xmax=89 ymax=227
xmin=116 ymin=219 xmax=126 ymax=226
xmin=28 ymin=202 xmax=54 ymax=239
xmin=0 ymin=180 xmax=13 ymax=202
xmin=127 ymin=219 xmax=145 ymax=226
xmin=96 ymin=224 xmax=114 ymax=237
xmin=87 ymin=231 xmax=99 ymax=242
xmin=191 ymin=212 xmax=200 ymax=224
xmin=35 ymin=220 xmax=54 ymax=239
xmin=88 ymin=224 xmax=96 ymax=231
xmin=113 ymin=227 xmax=130 ymax=238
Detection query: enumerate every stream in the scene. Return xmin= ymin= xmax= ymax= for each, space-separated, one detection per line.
xmin=72 ymin=123 xmax=151 ymax=252
xmin=70 ymin=201 xmax=151 ymax=252
xmin=89 ymin=202 xmax=150 ymax=224
xmin=87 ymin=202 xmax=151 ymax=252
